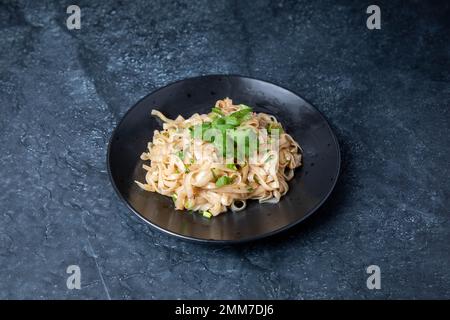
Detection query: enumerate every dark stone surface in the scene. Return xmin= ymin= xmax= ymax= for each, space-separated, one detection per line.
xmin=0 ymin=0 xmax=449 ymax=299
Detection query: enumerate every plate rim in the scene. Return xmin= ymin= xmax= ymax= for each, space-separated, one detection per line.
xmin=107 ymin=74 xmax=341 ymax=244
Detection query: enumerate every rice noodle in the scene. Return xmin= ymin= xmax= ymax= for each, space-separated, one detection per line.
xmin=136 ymin=98 xmax=302 ymax=216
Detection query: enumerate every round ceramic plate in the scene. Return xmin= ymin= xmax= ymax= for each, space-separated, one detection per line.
xmin=108 ymin=75 xmax=340 ymax=243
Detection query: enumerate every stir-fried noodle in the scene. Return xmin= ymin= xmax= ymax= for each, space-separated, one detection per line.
xmin=135 ymin=98 xmax=302 ymax=217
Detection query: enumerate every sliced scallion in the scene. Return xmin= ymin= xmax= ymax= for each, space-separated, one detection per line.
xmin=226 ymin=163 xmax=238 ymax=170
xmin=211 ymin=107 xmax=224 ymax=115
xmin=202 ymin=211 xmax=212 ymax=218
xmin=216 ymin=175 xmax=232 ymax=187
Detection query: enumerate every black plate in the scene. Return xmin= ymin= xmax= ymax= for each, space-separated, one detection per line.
xmin=107 ymin=75 xmax=340 ymax=243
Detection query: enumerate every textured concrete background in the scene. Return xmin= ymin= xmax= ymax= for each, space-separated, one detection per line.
xmin=0 ymin=0 xmax=449 ymax=299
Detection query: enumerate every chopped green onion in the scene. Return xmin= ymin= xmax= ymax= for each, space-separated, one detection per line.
xmin=265 ymin=155 xmax=274 ymax=163
xmin=176 ymin=150 xmax=184 ymax=159
xmin=212 ymin=117 xmax=226 ymax=128
xmin=216 ymin=175 xmax=232 ymax=187
xmin=211 ymin=107 xmax=224 ymax=115
xmin=184 ymin=199 xmax=194 ymax=210
xmin=229 ymin=104 xmax=252 ymax=120
xmin=171 ymin=194 xmax=178 ymax=202
xmin=224 ymin=116 xmax=239 ymax=126
xmin=196 ymin=103 xmax=258 ymax=161
xmin=226 ymin=163 xmax=238 ymax=170
xmin=208 ymin=112 xmax=219 ymax=120
xmin=215 ymin=123 xmax=236 ymax=131
xmin=202 ymin=211 xmax=212 ymax=218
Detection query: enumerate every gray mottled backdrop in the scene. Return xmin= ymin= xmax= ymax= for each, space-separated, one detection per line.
xmin=0 ymin=0 xmax=449 ymax=299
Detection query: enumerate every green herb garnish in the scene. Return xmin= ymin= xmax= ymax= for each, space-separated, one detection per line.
xmin=211 ymin=107 xmax=224 ymax=115
xmin=202 ymin=211 xmax=212 ymax=218
xmin=229 ymin=106 xmax=252 ymax=121
xmin=184 ymin=199 xmax=194 ymax=210
xmin=224 ymin=116 xmax=239 ymax=126
xmin=193 ymin=104 xmax=257 ymax=159
xmin=216 ymin=175 xmax=232 ymax=187
xmin=176 ymin=150 xmax=184 ymax=159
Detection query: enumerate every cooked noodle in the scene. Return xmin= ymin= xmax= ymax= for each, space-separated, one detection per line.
xmin=135 ymin=98 xmax=302 ymax=217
